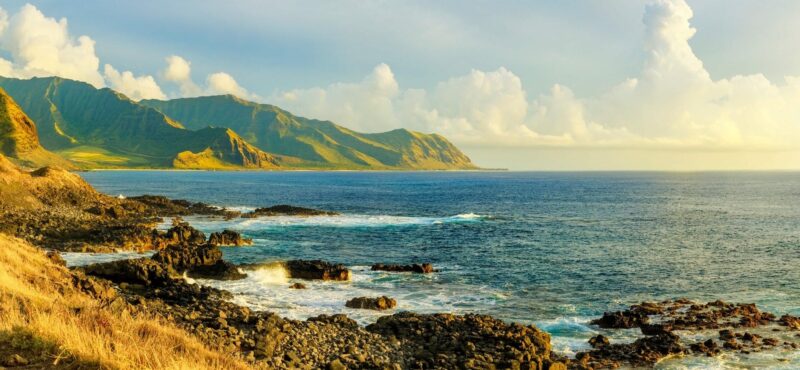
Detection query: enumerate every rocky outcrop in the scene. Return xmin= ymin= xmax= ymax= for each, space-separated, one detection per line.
xmin=283 ymin=260 xmax=350 ymax=281
xmin=242 ymin=205 xmax=338 ymax=218
xmin=80 ymin=258 xmax=175 ymax=286
xmin=580 ymin=299 xmax=799 ymax=368
xmin=371 ymin=263 xmax=434 ymax=273
xmin=159 ymin=219 xmax=207 ymax=246
xmin=152 ymin=243 xmax=245 ymax=280
xmin=128 ymin=195 xmax=241 ymax=218
xmin=367 ymin=312 xmax=565 ymax=369
xmin=578 ymin=333 xmax=683 ymax=368
xmin=208 ymin=230 xmax=252 ymax=246
xmin=345 ymin=296 xmax=397 ymax=310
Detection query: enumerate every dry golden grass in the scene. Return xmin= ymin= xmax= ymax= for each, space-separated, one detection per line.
xmin=0 ymin=233 xmax=251 ymax=370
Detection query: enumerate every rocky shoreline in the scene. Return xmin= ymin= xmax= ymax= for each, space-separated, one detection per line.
xmin=2 ymin=156 xmax=799 ymax=369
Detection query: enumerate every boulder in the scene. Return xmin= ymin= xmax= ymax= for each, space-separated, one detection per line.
xmin=152 ymin=243 xmax=245 ymax=280
xmin=589 ymin=334 xmax=610 ymax=348
xmin=80 ymin=258 xmax=174 ymax=286
xmin=284 ymin=260 xmax=350 ymax=281
xmin=371 ymin=263 xmax=434 ymax=273
xmin=208 ymin=229 xmax=252 ymax=246
xmin=159 ymin=219 xmax=206 ymax=246
xmin=591 ymin=310 xmax=649 ymax=329
xmin=345 ymin=296 xmax=397 ymax=310
xmin=152 ymin=243 xmax=222 ymax=270
xmin=289 ymin=282 xmax=307 ymax=289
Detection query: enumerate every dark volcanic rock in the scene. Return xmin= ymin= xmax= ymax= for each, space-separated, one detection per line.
xmin=289 ymin=282 xmax=306 ymax=289
xmin=129 ymin=195 xmax=240 ymax=218
xmin=580 ymin=332 xmax=683 ymax=368
xmin=367 ymin=312 xmax=565 ymax=369
xmin=589 ymin=334 xmax=610 ymax=348
xmin=307 ymin=314 xmax=358 ymax=329
xmin=152 ymin=243 xmax=245 ymax=280
xmin=80 ymin=258 xmax=174 ymax=286
xmin=207 ymin=229 xmax=252 ymax=246
xmin=159 ymin=219 xmax=206 ymax=246
xmin=780 ymin=314 xmax=800 ymax=330
xmin=345 ymin=296 xmax=397 ymax=310
xmin=242 ymin=205 xmax=338 ymax=218
xmin=284 ymin=260 xmax=350 ymax=281
xmin=592 ymin=310 xmax=649 ymax=329
xmin=371 ymin=263 xmax=434 ymax=273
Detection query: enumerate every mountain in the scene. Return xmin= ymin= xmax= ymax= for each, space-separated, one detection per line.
xmin=141 ymin=95 xmax=476 ymax=169
xmin=0 ymin=76 xmax=476 ymax=170
xmin=0 ymin=87 xmax=74 ymax=169
xmin=0 ymin=76 xmax=281 ymax=169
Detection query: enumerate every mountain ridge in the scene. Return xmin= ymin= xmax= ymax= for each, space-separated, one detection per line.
xmin=0 ymin=76 xmax=477 ymax=170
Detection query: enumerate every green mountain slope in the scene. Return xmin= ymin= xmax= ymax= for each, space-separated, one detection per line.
xmin=0 ymin=77 xmax=281 ymax=169
xmin=141 ymin=95 xmax=476 ymax=169
xmin=0 ymin=87 xmax=74 ymax=169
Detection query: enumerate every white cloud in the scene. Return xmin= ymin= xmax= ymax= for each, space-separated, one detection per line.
xmin=0 ymin=4 xmax=104 ymax=87
xmin=162 ymin=55 xmax=256 ymax=100
xmin=103 ymin=64 xmax=166 ymax=101
xmin=264 ymin=0 xmax=800 ymax=151
xmin=206 ymin=72 xmax=250 ymax=97
xmin=163 ymin=55 xmax=201 ymax=97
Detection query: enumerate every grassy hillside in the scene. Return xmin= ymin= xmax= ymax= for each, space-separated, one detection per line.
xmin=0 ymin=87 xmax=74 ymax=169
xmin=0 ymin=76 xmax=476 ymax=170
xmin=142 ymin=95 xmax=477 ymax=169
xmin=0 ymin=233 xmax=249 ymax=370
xmin=0 ymin=77 xmax=282 ymax=169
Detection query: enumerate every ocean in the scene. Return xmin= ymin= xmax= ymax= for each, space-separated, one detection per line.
xmin=68 ymin=170 xmax=800 ymax=368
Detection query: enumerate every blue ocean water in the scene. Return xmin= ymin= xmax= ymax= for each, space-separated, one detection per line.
xmin=75 ymin=170 xmax=800 ymax=367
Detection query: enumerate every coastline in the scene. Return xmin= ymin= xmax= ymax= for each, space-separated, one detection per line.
xmin=2 ymin=156 xmax=800 ymax=369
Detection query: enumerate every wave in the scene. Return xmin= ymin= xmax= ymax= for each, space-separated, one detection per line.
xmin=181 ymin=212 xmax=489 ymax=231
xmin=60 ymin=251 xmax=155 ymax=267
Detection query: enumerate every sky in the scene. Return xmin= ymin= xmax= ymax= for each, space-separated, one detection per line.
xmin=0 ymin=0 xmax=799 ymax=170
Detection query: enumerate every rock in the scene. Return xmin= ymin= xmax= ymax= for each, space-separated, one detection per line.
xmin=307 ymin=314 xmax=359 ymax=329
xmin=80 ymin=258 xmax=174 ymax=286
xmin=242 ymin=205 xmax=338 ymax=218
xmin=345 ymin=296 xmax=397 ymax=310
xmin=159 ymin=218 xmax=206 ymax=246
xmin=151 ymin=243 xmax=245 ymax=280
xmin=284 ymin=260 xmax=350 ymax=281
xmin=780 ymin=315 xmax=800 ymax=330
xmin=367 ymin=312 xmax=558 ymax=369
xmin=208 ymin=229 xmax=252 ymax=246
xmin=591 ymin=310 xmax=649 ymax=329
xmin=371 ymin=263 xmax=434 ymax=273
xmin=289 ymin=282 xmax=307 ymax=289
xmin=690 ymin=339 xmax=719 ymax=356
xmin=641 ymin=323 xmax=672 ymax=335
xmin=589 ymin=334 xmax=610 ymax=348
xmin=724 ymin=338 xmax=742 ymax=350
xmin=152 ymin=243 xmax=222 ymax=270
xmin=189 ymin=260 xmax=246 ymax=280
xmin=580 ymin=332 xmax=683 ymax=368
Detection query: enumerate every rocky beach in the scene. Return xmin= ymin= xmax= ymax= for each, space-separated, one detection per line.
xmin=2 ymin=155 xmax=800 ymax=369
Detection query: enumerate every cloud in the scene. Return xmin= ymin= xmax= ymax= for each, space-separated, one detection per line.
xmin=264 ymin=0 xmax=800 ymax=151
xmin=0 ymin=4 xmax=166 ymax=102
xmin=162 ymin=55 xmax=255 ymax=100
xmin=0 ymin=4 xmax=104 ymax=87
xmin=163 ymin=55 xmax=201 ymax=97
xmin=206 ymin=72 xmax=251 ymax=97
xmin=103 ymin=64 xmax=166 ymax=101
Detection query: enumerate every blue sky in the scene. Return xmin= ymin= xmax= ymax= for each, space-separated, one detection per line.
xmin=5 ymin=0 xmax=800 ymax=96
xmin=1 ymin=0 xmax=800 ymax=169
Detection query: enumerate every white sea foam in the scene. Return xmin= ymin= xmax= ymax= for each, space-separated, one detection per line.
xmin=197 ymin=264 xmax=504 ymax=325
xmin=60 ymin=251 xmax=154 ymax=267
xmin=180 ymin=212 xmax=488 ymax=232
